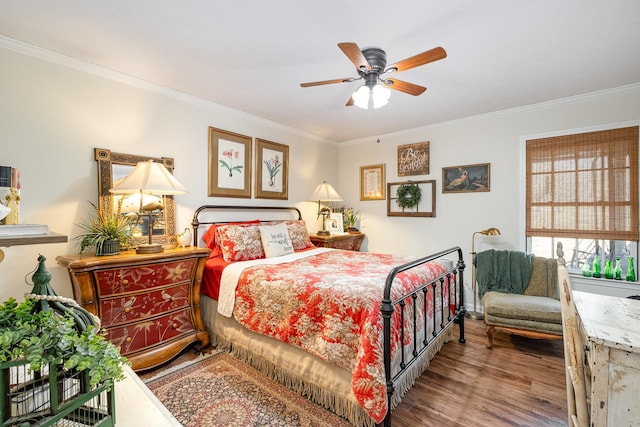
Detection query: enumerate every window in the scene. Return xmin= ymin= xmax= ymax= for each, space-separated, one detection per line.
xmin=525 ymin=126 xmax=639 ymax=278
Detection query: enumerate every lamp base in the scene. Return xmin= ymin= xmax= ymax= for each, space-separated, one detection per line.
xmin=316 ymin=230 xmax=330 ymax=236
xmin=136 ymin=243 xmax=164 ymax=254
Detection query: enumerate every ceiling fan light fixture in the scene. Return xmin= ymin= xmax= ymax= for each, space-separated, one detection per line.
xmin=352 ymin=84 xmax=390 ymax=109
xmin=352 ymin=85 xmax=370 ymax=109
xmin=372 ymin=84 xmax=391 ymax=109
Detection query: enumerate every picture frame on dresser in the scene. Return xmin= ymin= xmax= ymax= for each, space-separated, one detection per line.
xmin=327 ymin=213 xmax=344 ymax=234
xmin=208 ymin=127 xmax=252 ymax=198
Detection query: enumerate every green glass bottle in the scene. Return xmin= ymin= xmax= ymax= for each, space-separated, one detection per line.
xmin=614 ymin=257 xmax=623 ymax=280
xmin=581 ymin=261 xmax=592 ymax=277
xmin=627 ymin=257 xmax=636 ymax=282
xmin=604 ymin=259 xmax=614 ymax=279
xmin=592 ymin=253 xmax=601 ymax=278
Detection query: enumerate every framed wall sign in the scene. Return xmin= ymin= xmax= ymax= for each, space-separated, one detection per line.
xmin=397 ymin=141 xmax=429 ymax=176
xmin=360 ymin=164 xmax=386 ymax=200
xmin=255 ymin=138 xmax=288 ymax=200
xmin=442 ymin=163 xmax=490 ymax=193
xmin=208 ymin=127 xmax=252 ymax=198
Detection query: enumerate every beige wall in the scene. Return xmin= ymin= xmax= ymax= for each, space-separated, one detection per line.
xmin=0 ymin=44 xmax=338 ymax=301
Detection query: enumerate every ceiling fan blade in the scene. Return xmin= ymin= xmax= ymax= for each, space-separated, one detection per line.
xmin=383 ymin=79 xmax=427 ymax=96
xmin=345 ymin=96 xmax=354 ymax=107
xmin=300 ymin=78 xmax=354 ymax=88
xmin=385 ymin=46 xmax=447 ymax=73
xmin=338 ymin=42 xmax=371 ymax=71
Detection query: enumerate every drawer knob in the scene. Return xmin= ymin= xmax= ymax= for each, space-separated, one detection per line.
xmin=125 ymin=337 xmax=132 ymax=343
xmin=122 ymin=279 xmax=129 ymax=285
xmin=124 ymin=307 xmax=131 ymax=313
xmin=172 ymin=323 xmax=178 ymax=329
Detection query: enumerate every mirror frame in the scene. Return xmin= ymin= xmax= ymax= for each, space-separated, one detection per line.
xmin=95 ymin=147 xmax=177 ymax=247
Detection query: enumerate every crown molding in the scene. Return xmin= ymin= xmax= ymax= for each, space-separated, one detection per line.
xmin=0 ymin=35 xmax=337 ymax=146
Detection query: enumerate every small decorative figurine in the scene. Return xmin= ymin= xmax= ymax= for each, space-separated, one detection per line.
xmin=177 ymin=227 xmax=192 ymax=247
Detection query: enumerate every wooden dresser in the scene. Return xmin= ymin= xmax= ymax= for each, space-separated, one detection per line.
xmin=573 ymin=290 xmax=640 ymax=425
xmin=57 ymin=247 xmax=211 ymax=372
xmin=309 ymin=233 xmax=365 ymax=251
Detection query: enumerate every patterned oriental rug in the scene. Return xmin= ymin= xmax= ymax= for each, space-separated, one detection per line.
xmin=146 ymin=352 xmax=353 ymax=427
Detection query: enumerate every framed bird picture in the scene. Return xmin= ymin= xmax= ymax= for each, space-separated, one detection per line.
xmin=442 ymin=163 xmax=490 ymax=193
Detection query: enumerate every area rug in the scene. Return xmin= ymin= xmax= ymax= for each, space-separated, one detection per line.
xmin=146 ymin=352 xmax=353 ymax=427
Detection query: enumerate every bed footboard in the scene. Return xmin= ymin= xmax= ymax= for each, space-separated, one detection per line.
xmin=380 ymin=246 xmax=466 ymax=427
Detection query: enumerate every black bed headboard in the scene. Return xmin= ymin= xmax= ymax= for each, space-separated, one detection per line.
xmin=191 ymin=205 xmax=303 ymax=247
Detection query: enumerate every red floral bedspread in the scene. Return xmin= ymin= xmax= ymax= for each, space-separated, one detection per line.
xmin=232 ymin=250 xmax=450 ymax=423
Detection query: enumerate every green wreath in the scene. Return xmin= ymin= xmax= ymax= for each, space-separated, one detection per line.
xmin=396 ymin=183 xmax=422 ymax=208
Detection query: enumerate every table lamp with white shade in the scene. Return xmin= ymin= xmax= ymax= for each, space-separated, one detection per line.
xmin=309 ymin=181 xmax=343 ymax=236
xmin=110 ymin=160 xmax=187 ymax=254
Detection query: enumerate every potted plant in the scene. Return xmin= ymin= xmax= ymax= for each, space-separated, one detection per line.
xmin=75 ymin=200 xmax=132 ymax=255
xmin=0 ymin=255 xmax=129 ymax=424
xmin=343 ymin=207 xmax=360 ymax=233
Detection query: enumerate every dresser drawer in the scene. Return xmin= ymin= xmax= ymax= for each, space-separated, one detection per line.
xmin=95 ymin=258 xmax=197 ymax=296
xmin=100 ymin=283 xmax=190 ymax=326
xmin=104 ymin=308 xmax=195 ymax=356
xmin=57 ymin=247 xmax=211 ymax=371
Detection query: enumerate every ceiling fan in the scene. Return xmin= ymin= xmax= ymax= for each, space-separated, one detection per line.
xmin=300 ymin=42 xmax=447 ymax=109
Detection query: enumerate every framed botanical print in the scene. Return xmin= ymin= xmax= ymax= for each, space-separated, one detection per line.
xmin=208 ymin=127 xmax=252 ymax=198
xmin=255 ymin=138 xmax=289 ymax=200
xmin=360 ymin=164 xmax=386 ymax=200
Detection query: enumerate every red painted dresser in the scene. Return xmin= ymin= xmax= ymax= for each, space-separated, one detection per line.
xmin=57 ymin=247 xmax=210 ymax=371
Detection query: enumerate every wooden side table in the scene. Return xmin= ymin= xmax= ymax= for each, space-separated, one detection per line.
xmin=56 ymin=247 xmax=211 ymax=371
xmin=309 ymin=233 xmax=365 ymax=251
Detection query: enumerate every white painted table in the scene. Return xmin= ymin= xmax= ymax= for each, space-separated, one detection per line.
xmin=573 ymin=291 xmax=640 ymax=426
xmin=114 ymin=365 xmax=181 ymax=426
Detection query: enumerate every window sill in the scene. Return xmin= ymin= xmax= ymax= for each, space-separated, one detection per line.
xmin=569 ymin=272 xmax=639 ymax=298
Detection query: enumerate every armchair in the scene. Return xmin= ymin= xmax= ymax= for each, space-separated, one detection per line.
xmin=475 ymin=249 xmax=563 ymax=348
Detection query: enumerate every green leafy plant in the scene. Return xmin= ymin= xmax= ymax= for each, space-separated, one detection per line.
xmin=0 ymin=297 xmax=129 ymax=389
xmin=343 ymin=207 xmax=359 ymax=230
xmin=75 ymin=200 xmax=132 ymax=253
xmin=396 ymin=183 xmax=422 ymax=208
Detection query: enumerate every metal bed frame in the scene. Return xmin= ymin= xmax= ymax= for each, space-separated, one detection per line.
xmin=192 ymin=205 xmax=466 ymax=426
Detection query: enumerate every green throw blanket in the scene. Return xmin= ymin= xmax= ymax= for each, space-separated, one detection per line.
xmin=474 ymin=249 xmax=535 ymax=298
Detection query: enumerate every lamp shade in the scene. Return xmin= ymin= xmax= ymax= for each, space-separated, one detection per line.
xmin=352 ymin=84 xmax=391 ymax=110
xmin=309 ymin=181 xmax=343 ymax=202
xmin=371 ymin=84 xmax=390 ymax=109
xmin=110 ymin=160 xmax=187 ymax=196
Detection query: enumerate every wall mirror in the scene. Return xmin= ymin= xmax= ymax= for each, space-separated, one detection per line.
xmin=95 ymin=147 xmax=177 ymax=247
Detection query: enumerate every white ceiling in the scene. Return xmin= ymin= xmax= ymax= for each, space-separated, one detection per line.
xmin=1 ymin=1 xmax=639 ymax=142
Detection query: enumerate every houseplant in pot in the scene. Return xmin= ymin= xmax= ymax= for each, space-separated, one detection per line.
xmin=0 ymin=255 xmax=129 ymax=424
xmin=75 ymin=200 xmax=132 ymax=255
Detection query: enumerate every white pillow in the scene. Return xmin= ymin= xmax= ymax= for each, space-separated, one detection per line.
xmin=259 ymin=223 xmax=294 ymax=258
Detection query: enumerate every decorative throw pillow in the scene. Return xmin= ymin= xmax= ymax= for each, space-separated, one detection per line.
xmin=216 ymin=224 xmax=265 ymax=262
xmin=201 ymin=220 xmax=260 ymax=258
xmin=259 ymin=223 xmax=294 ymax=258
xmin=285 ymin=220 xmax=313 ymax=250
xmin=267 ymin=220 xmax=313 ymax=251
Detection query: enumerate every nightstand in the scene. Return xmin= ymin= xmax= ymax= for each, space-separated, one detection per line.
xmin=309 ymin=233 xmax=365 ymax=251
xmin=56 ymin=247 xmax=211 ymax=371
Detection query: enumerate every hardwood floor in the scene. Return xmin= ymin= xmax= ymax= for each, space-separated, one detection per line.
xmin=393 ymin=318 xmax=567 ymax=426
xmin=140 ymin=318 xmax=567 ymax=427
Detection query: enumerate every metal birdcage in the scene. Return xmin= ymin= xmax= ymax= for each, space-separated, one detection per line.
xmin=0 ymin=256 xmax=116 ymax=427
